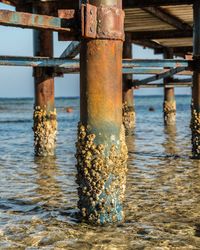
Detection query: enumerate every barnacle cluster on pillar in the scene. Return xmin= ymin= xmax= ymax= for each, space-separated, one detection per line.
xmin=78 ymin=0 xmax=126 ymax=224
xmin=33 ymin=106 xmax=57 ymax=156
xmin=190 ymin=107 xmax=200 ymax=158
xmin=33 ymin=6 xmax=56 ymax=157
xmin=122 ymin=101 xmax=135 ymax=130
xmin=191 ymin=1 xmax=200 ymax=158
xmin=76 ymin=123 xmax=127 ymax=224
xmin=163 ymin=100 xmax=176 ymax=125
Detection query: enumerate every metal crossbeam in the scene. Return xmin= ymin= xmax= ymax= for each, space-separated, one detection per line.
xmin=0 ymin=10 xmax=75 ymax=32
xmin=0 ymin=56 xmax=79 ymax=68
xmin=58 ymin=68 xmax=168 ymax=75
xmin=134 ymin=83 xmax=192 ymax=88
xmin=56 ymin=68 xmax=192 ymax=75
xmin=0 ymin=56 xmax=191 ymax=70
xmin=123 ymin=68 xmax=168 ymax=74
xmin=123 ymin=59 xmax=190 ymax=68
xmin=172 ymin=77 xmax=192 ymax=83
xmin=132 ymin=67 xmax=187 ymax=85
xmin=60 ymin=42 xmax=80 ymax=59
xmin=123 ymin=68 xmax=192 ymax=75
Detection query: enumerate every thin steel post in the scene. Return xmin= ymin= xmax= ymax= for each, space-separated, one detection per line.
xmin=163 ymin=49 xmax=176 ymax=125
xmin=122 ymin=33 xmax=135 ymax=131
xmin=33 ymin=6 xmax=57 ymax=157
xmin=76 ymin=0 xmax=127 ymax=224
xmin=191 ymin=0 xmax=200 ymax=158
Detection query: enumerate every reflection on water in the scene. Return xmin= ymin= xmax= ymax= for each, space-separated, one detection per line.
xmin=1 ymin=96 xmax=200 ymax=249
xmin=34 ymin=157 xmax=63 ymax=210
xmin=163 ymin=125 xmax=178 ymax=156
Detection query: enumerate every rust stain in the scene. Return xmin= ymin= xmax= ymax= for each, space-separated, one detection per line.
xmin=80 ymin=40 xmax=122 ymax=127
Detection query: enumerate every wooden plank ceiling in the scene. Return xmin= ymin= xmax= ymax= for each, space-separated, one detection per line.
xmin=125 ymin=4 xmax=193 ymax=54
xmin=0 ymin=0 xmax=194 ymax=55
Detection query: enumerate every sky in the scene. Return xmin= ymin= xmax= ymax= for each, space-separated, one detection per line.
xmin=0 ymin=3 xmax=191 ymax=98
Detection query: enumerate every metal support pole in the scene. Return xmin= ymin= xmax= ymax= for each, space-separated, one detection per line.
xmin=33 ymin=6 xmax=57 ymax=157
xmin=122 ymin=33 xmax=135 ymax=131
xmin=163 ymin=49 xmax=176 ymax=125
xmin=76 ymin=0 xmax=127 ymax=224
xmin=191 ymin=0 xmax=200 ymax=158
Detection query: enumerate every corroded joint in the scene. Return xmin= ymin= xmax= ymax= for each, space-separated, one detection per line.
xmin=33 ymin=106 xmax=57 ymax=156
xmin=191 ymin=106 xmax=200 ymax=158
xmin=81 ymin=4 xmax=124 ymax=41
xmin=75 ymin=123 xmax=128 ymax=224
xmin=33 ymin=67 xmax=56 ymax=78
xmin=163 ymin=101 xmax=176 ymax=124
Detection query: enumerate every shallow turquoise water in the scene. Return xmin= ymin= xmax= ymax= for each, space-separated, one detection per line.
xmin=0 ymin=95 xmax=200 ymax=249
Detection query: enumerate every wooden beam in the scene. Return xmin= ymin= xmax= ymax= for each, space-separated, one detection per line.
xmin=155 ymin=46 xmax=193 ymax=54
xmin=130 ymin=30 xmax=192 ymax=40
xmin=142 ymin=7 xmax=192 ymax=31
xmin=133 ymin=39 xmax=164 ymax=50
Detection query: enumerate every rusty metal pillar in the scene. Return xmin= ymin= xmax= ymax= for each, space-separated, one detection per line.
xmin=191 ymin=0 xmax=200 ymax=158
xmin=122 ymin=33 xmax=135 ymax=131
xmin=33 ymin=6 xmax=57 ymax=156
xmin=163 ymin=49 xmax=176 ymax=125
xmin=76 ymin=0 xmax=127 ymax=224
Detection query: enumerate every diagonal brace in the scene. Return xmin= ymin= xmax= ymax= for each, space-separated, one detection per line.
xmin=132 ymin=67 xmax=187 ymax=86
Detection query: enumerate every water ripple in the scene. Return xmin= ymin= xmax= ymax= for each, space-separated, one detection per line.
xmin=1 ymin=96 xmax=200 ymax=249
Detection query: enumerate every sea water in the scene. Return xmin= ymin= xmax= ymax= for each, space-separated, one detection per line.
xmin=0 ymin=95 xmax=200 ymax=249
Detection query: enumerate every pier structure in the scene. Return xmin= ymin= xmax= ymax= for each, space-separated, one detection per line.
xmin=0 ymin=0 xmax=198 ymax=222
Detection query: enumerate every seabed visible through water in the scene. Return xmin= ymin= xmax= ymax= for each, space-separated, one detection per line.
xmin=0 ymin=95 xmax=200 ymax=249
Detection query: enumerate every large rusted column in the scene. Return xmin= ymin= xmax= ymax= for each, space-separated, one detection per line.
xmin=76 ymin=0 xmax=127 ymax=224
xmin=122 ymin=33 xmax=135 ymax=130
xmin=33 ymin=6 xmax=57 ymax=156
xmin=191 ymin=1 xmax=200 ymax=158
xmin=163 ymin=49 xmax=176 ymax=125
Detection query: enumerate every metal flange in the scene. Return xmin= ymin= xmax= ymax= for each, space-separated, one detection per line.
xmin=81 ymin=4 xmax=125 ymax=41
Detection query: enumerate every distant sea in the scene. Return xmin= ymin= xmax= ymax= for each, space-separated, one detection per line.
xmin=1 ymin=95 xmax=200 ymax=249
